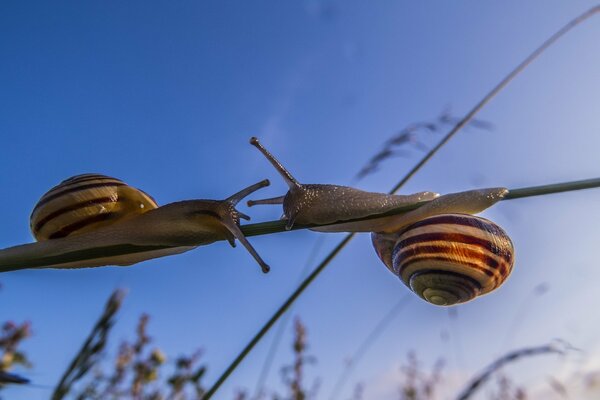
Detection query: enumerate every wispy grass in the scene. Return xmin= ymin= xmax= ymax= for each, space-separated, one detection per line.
xmin=456 ymin=342 xmax=569 ymax=400
xmin=399 ymin=352 xmax=445 ymax=400
xmin=354 ymin=111 xmax=492 ymax=181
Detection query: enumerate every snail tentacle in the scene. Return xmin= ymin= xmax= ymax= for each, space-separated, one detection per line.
xmin=250 ymin=137 xmax=301 ymax=189
xmin=237 ymin=211 xmax=251 ymax=221
xmin=247 ymin=196 xmax=286 ymax=207
xmin=226 ymin=179 xmax=270 ymax=204
xmin=220 ymin=216 xmax=270 ymax=273
xmin=215 ymin=181 xmax=272 ymax=273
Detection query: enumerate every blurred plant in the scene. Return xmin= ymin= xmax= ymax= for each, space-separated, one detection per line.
xmin=166 ymin=351 xmax=206 ymax=399
xmin=488 ymin=375 xmax=527 ymax=400
xmin=52 ymin=289 xmax=125 ymax=400
xmin=275 ymin=318 xmax=318 ymax=400
xmin=0 ymin=281 xmax=32 ymax=390
xmin=236 ymin=318 xmax=318 ymax=400
xmin=398 ymin=352 xmax=444 ymax=400
xmin=50 ymin=289 xmax=207 ymax=400
xmin=70 ymin=310 xmax=207 ymax=400
xmin=456 ymin=342 xmax=568 ymax=400
xmin=0 ymin=286 xmax=584 ymax=399
xmin=545 ymin=376 xmax=567 ymax=398
xmin=0 ymin=320 xmax=32 ymax=390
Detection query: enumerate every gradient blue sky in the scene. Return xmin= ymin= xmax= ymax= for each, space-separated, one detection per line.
xmin=1 ymin=1 xmax=600 ymax=399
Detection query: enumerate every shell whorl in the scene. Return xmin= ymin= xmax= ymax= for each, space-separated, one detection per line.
xmin=373 ymin=213 xmax=514 ymax=306
xmin=30 ymin=174 xmax=158 ymax=241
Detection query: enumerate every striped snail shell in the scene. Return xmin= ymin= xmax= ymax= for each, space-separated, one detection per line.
xmin=30 ymin=174 xmax=158 ymax=241
xmin=372 ymin=213 xmax=514 ymax=306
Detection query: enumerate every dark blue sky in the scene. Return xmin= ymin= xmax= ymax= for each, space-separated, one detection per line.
xmin=1 ymin=1 xmax=600 ymax=398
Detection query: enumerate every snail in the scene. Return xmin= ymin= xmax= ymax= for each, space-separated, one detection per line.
xmin=248 ymin=137 xmax=514 ymax=304
xmin=0 ymin=174 xmax=272 ymax=273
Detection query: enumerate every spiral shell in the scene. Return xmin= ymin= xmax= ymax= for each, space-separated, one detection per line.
xmin=30 ymin=174 xmax=158 ymax=241
xmin=372 ymin=213 xmax=514 ymax=306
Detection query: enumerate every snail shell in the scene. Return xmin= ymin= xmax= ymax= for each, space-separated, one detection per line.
xmin=30 ymin=174 xmax=158 ymax=241
xmin=372 ymin=213 xmax=514 ymax=306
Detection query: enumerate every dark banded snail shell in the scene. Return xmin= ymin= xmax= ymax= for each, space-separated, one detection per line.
xmin=30 ymin=174 xmax=158 ymax=241
xmin=372 ymin=213 xmax=514 ymax=306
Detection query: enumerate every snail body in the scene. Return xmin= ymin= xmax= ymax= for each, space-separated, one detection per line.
xmin=248 ymin=137 xmax=439 ymax=231
xmin=0 ymin=175 xmax=272 ymax=273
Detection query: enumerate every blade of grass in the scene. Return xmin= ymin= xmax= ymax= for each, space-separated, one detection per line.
xmin=202 ymin=7 xmax=600 ymax=398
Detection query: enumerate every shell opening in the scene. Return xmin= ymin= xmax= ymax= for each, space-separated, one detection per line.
xmin=409 ymin=270 xmax=480 ymax=306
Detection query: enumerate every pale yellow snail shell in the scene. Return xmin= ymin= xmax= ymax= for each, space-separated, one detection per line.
xmin=372 ymin=213 xmax=514 ymax=306
xmin=30 ymin=173 xmax=158 ymax=241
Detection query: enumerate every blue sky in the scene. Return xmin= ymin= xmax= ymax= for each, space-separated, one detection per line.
xmin=1 ymin=1 xmax=600 ymax=398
